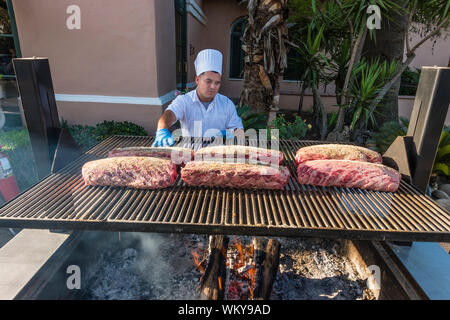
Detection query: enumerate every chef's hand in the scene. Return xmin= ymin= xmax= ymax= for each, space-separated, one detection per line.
xmin=218 ymin=129 xmax=235 ymax=140
xmin=152 ymin=128 xmax=174 ymax=147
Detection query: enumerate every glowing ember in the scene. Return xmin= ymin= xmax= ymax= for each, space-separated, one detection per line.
xmin=226 ymin=238 xmax=257 ymax=300
xmin=191 ymin=250 xmax=205 ymax=274
xmin=191 ymin=237 xmax=257 ymax=300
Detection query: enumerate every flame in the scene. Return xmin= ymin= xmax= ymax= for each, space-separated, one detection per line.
xmin=248 ymin=267 xmax=257 ymax=299
xmin=191 ymin=251 xmax=205 ymax=274
xmin=192 ymin=238 xmax=260 ymax=300
xmin=231 ymin=238 xmax=250 ymax=269
xmin=227 ymin=238 xmax=258 ymax=300
xmin=236 ymin=241 xmax=244 ymax=258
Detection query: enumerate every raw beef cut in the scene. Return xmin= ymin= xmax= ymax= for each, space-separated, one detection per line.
xmin=181 ymin=161 xmax=290 ymax=189
xmin=296 ymin=160 xmax=400 ymax=192
xmin=108 ymin=146 xmax=193 ymax=165
xmin=194 ymin=145 xmax=284 ymax=165
xmin=295 ymin=144 xmax=382 ymax=165
xmin=82 ymin=157 xmax=177 ymax=189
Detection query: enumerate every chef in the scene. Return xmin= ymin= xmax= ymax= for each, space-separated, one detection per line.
xmin=152 ymin=49 xmax=245 ymax=147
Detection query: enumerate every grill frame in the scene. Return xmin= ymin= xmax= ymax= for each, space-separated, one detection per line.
xmin=0 ymin=135 xmax=449 ymax=242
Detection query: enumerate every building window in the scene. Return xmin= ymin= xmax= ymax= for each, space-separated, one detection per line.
xmin=283 ymin=48 xmax=302 ymax=81
xmin=283 ymin=29 xmax=302 ymax=81
xmin=0 ymin=0 xmax=21 ymax=79
xmin=229 ymin=17 xmax=246 ymax=79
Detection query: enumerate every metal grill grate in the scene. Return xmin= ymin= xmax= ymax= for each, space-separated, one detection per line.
xmin=0 ymin=135 xmax=449 ymax=241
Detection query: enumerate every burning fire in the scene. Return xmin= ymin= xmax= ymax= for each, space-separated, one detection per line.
xmin=191 ymin=237 xmax=257 ymax=300
xmin=226 ymin=238 xmax=257 ymax=300
xmin=191 ymin=250 xmax=205 ymax=274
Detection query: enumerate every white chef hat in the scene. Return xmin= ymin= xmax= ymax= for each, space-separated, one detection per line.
xmin=194 ymin=49 xmax=223 ymax=76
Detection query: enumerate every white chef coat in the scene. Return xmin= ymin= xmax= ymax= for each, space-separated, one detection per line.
xmin=166 ymin=89 xmax=244 ymax=138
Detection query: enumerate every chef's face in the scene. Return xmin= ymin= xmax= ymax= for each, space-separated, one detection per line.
xmin=195 ymin=71 xmax=221 ymax=102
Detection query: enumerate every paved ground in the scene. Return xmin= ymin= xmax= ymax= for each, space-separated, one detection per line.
xmin=0 ymin=228 xmax=15 ymax=248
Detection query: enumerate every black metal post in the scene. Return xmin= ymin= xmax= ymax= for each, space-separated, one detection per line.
xmin=12 ymin=58 xmax=81 ymax=180
xmin=407 ymin=67 xmax=450 ymax=193
xmin=383 ymin=67 xmax=450 ymax=194
xmin=384 ymin=67 xmax=450 ymax=247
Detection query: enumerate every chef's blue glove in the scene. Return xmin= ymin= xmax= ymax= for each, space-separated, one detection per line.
xmin=152 ymin=128 xmax=174 ymax=147
xmin=218 ymin=129 xmax=235 ymax=140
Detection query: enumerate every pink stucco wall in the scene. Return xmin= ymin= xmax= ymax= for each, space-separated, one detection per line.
xmin=409 ymin=30 xmax=450 ymax=69
xmin=12 ymin=0 xmax=171 ymax=97
xmin=11 ymin=0 xmax=176 ymax=133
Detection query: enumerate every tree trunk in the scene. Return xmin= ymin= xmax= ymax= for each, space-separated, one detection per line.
xmin=199 ymin=235 xmax=229 ymax=300
xmin=312 ymin=84 xmax=327 ymax=140
xmin=253 ymin=237 xmax=281 ymax=300
xmin=362 ymin=0 xmax=409 ymax=125
xmin=240 ymin=0 xmax=290 ymax=116
xmin=333 ymin=26 xmax=367 ymax=134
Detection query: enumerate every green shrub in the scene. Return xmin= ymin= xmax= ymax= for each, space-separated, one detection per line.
xmin=399 ymin=67 xmax=421 ymax=96
xmin=0 ymin=129 xmax=38 ymax=191
xmin=366 ymin=118 xmax=409 ymax=153
xmin=0 ymin=128 xmax=31 ymax=151
xmin=368 ymin=119 xmax=450 ymax=179
xmin=176 ymin=87 xmax=193 ymax=95
xmin=93 ymin=120 xmax=148 ymax=141
xmin=328 ymin=111 xmax=338 ymax=130
xmin=433 ymin=126 xmax=450 ymax=178
xmin=64 ymin=124 xmax=98 ymax=152
xmin=62 ymin=119 xmax=148 ymax=151
xmin=269 ymin=114 xmax=311 ymax=140
xmin=236 ymin=105 xmax=267 ymax=131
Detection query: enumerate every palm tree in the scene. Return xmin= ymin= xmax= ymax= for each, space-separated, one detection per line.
xmin=239 ymin=0 xmax=291 ymax=123
xmin=330 ymin=0 xmax=449 ymax=137
xmin=362 ymin=0 xmax=409 ymax=125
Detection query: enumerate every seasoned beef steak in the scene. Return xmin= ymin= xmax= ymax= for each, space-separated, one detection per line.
xmin=194 ymin=145 xmax=284 ymax=165
xmin=82 ymin=157 xmax=177 ymax=189
xmin=108 ymin=146 xmax=194 ymax=165
xmin=295 ymin=144 xmax=382 ymax=165
xmin=296 ymin=160 xmax=401 ymax=192
xmin=181 ymin=161 xmax=290 ymax=189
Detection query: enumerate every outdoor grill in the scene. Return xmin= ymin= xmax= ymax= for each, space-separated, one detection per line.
xmin=2 ymin=58 xmax=448 ymax=244
xmin=1 ymin=58 xmax=449 ymax=301
xmin=0 ymin=135 xmax=449 ymax=242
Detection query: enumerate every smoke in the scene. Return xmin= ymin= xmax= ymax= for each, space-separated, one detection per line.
xmin=81 ymin=231 xmax=206 ymax=299
xmin=126 ymin=232 xmax=205 ymax=300
xmin=130 ymin=232 xmax=172 ymax=291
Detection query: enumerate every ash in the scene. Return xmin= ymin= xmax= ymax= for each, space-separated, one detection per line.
xmin=272 ymin=237 xmax=375 ymax=300
xmin=80 ymin=233 xmax=207 ymax=300
xmin=80 ymin=233 xmax=374 ymax=300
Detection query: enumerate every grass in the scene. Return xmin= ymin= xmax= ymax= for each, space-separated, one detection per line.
xmin=0 ymin=128 xmax=39 ymax=192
